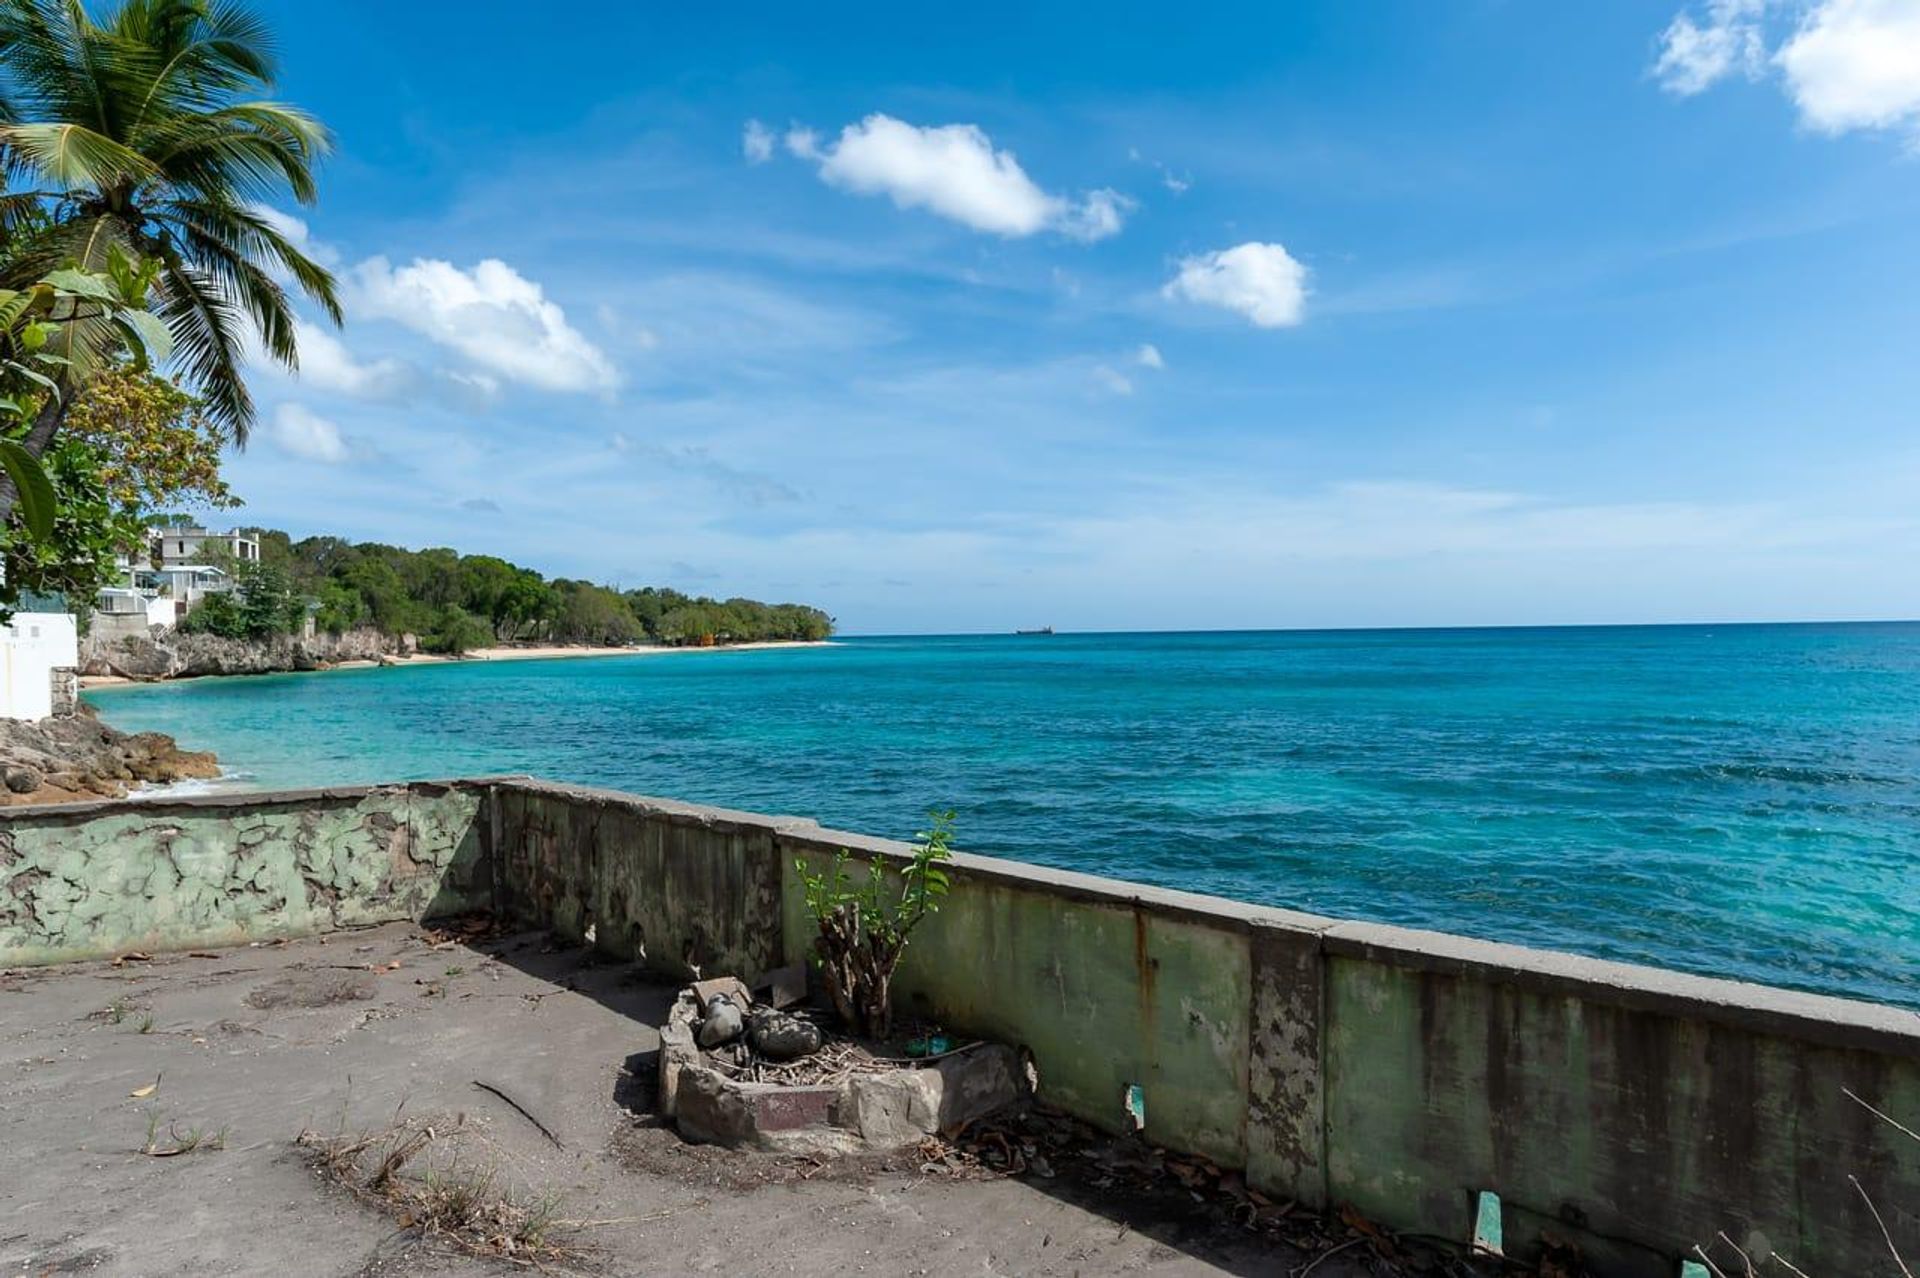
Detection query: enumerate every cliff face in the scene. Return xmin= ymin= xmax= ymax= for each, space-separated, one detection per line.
xmin=79 ymin=627 xmax=393 ymax=679
xmin=0 ymin=704 xmax=219 ymax=806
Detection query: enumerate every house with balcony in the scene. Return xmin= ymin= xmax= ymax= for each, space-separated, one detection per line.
xmin=92 ymin=524 xmax=257 ymax=628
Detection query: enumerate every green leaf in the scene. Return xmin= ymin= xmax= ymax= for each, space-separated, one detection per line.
xmin=116 ymin=311 xmax=174 ymax=365
xmin=0 ymin=440 xmax=57 ymax=541
xmin=43 ymin=269 xmax=118 ymax=303
xmin=8 ymin=363 xmax=59 ymax=395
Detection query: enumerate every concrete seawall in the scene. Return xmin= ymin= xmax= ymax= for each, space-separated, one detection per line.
xmin=4 ymin=777 xmax=1915 ymax=1274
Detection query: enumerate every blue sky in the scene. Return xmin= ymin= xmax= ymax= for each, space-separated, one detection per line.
xmin=227 ymin=0 xmax=1920 ymax=633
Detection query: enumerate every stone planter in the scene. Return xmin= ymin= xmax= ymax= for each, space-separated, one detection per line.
xmin=657 ymin=992 xmax=1028 ymax=1156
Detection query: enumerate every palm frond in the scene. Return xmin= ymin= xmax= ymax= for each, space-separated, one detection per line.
xmin=0 ymin=0 xmax=102 ymax=126
xmin=115 ymin=0 xmax=279 ymax=130
xmin=143 ymin=102 xmax=329 ymax=202
xmin=0 ymin=120 xmax=158 ymax=188
xmin=152 ymin=257 xmax=252 ymax=438
xmin=160 ymin=194 xmax=339 ymax=320
xmin=175 ymin=218 xmax=293 ymax=366
xmin=1 ymin=0 xmax=326 ymax=439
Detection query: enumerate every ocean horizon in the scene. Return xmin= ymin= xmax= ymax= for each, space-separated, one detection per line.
xmin=87 ymin=621 xmax=1920 ymax=1009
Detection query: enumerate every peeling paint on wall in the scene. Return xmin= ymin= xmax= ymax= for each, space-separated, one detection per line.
xmin=0 ymin=784 xmax=487 ymax=964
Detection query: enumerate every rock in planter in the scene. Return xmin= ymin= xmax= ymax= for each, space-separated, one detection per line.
xmin=747 ymin=1007 xmax=823 ymax=1060
xmin=696 ymin=993 xmax=746 ymax=1048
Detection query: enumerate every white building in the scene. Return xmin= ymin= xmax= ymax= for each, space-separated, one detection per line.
xmin=152 ymin=525 xmax=259 ymax=566
xmin=0 ymin=610 xmax=79 ymax=721
xmin=94 ymin=586 xmax=179 ymax=630
xmin=95 ymin=524 xmax=257 ymax=622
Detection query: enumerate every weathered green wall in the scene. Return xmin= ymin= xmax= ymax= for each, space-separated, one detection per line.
xmin=782 ymin=835 xmax=1255 ymax=1164
xmin=490 ymin=782 xmax=785 ymax=983
xmin=0 ymin=782 xmax=487 ymax=964
xmin=485 ymin=782 xmax=1920 ymax=1274
xmin=11 ymin=778 xmax=1919 ymax=1276
xmin=1320 ymin=926 xmax=1920 ymax=1275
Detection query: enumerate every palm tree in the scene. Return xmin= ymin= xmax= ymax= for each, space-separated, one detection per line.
xmin=0 ymin=0 xmax=339 ymax=452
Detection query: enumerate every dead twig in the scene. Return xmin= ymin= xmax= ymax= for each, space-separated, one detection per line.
xmin=296 ymin=1119 xmax=589 ymax=1268
xmin=1689 ymin=1246 xmax=1730 ymax=1278
xmin=472 ymin=1080 xmax=563 ymax=1150
xmin=1291 ymin=1235 xmax=1363 ymax=1278
xmin=1714 ymin=1231 xmax=1758 ymax=1277
xmin=1849 ymin=1173 xmax=1913 ymax=1278
xmin=1844 ymin=1087 xmax=1920 ymax=1144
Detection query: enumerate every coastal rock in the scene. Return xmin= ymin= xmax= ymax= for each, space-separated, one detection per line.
xmin=79 ymin=626 xmax=393 ymax=680
xmin=0 ymin=704 xmax=219 ymax=807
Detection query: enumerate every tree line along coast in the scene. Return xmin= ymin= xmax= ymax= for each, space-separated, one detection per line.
xmin=175 ymin=531 xmax=837 ymax=654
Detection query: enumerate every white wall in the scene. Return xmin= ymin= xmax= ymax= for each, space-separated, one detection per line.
xmin=0 ymin=611 xmax=80 ymax=721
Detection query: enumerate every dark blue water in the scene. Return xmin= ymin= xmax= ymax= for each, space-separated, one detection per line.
xmin=86 ymin=625 xmax=1920 ymax=1007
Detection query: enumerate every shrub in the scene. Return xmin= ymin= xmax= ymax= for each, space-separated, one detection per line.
xmin=797 ymin=811 xmax=955 ymax=1038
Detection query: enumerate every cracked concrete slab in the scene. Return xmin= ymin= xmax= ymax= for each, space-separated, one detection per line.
xmin=2 ymin=923 xmax=1364 ymax=1277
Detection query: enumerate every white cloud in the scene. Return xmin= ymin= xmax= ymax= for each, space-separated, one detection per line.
xmin=1654 ymin=0 xmax=1768 ymax=94
xmin=1092 ymin=365 xmax=1134 ymax=396
xmin=742 ymin=119 xmax=775 ymax=164
xmin=346 ymin=257 xmax=620 ymax=394
xmin=268 ymin=403 xmax=349 ymax=463
xmin=1164 ymin=242 xmax=1309 ymax=328
xmin=1135 ymin=343 xmax=1165 ymax=370
xmin=1776 ymin=0 xmax=1920 ymax=133
xmin=790 ymin=114 xmax=1128 ymax=241
xmin=290 ymin=321 xmax=411 ymax=398
xmin=1654 ymin=0 xmax=1920 ymax=138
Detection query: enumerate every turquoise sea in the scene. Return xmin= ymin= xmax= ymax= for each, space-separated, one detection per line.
xmin=86 ymin=624 xmax=1920 ymax=1008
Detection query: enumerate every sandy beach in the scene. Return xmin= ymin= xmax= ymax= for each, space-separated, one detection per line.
xmin=79 ymin=640 xmax=836 ymax=687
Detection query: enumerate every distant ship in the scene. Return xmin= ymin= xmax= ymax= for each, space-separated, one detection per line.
xmin=1014 ymin=626 xmax=1055 ymax=636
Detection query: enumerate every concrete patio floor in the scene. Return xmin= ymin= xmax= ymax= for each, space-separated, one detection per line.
xmin=0 ymin=922 xmax=1384 ymax=1277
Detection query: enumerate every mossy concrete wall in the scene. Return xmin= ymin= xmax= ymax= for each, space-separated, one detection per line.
xmin=487 ymin=782 xmax=788 ymax=982
xmin=485 ymin=781 xmax=1920 ymax=1276
xmin=8 ymin=778 xmax=1918 ymax=1275
xmin=0 ymin=782 xmax=487 ymax=964
xmin=1318 ymin=924 xmax=1920 ymax=1274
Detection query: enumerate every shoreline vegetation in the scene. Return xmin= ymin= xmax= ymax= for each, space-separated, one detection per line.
xmin=173 ymin=528 xmax=837 ymax=657
xmin=80 ymin=637 xmax=836 ymax=688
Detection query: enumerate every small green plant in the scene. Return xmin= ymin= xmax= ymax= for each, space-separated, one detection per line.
xmin=137 ymin=1014 xmax=154 ymax=1034
xmin=797 ymin=810 xmax=955 ymax=1038
xmin=140 ymin=1111 xmax=227 ymax=1157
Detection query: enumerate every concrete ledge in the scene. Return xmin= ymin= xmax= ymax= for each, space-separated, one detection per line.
xmin=1323 ymin=919 xmax=1920 ymax=1058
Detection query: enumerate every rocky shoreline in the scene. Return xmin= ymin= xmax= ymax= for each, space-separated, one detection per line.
xmin=80 ymin=626 xmax=393 ymax=680
xmin=1 ymin=703 xmax=220 ymax=807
